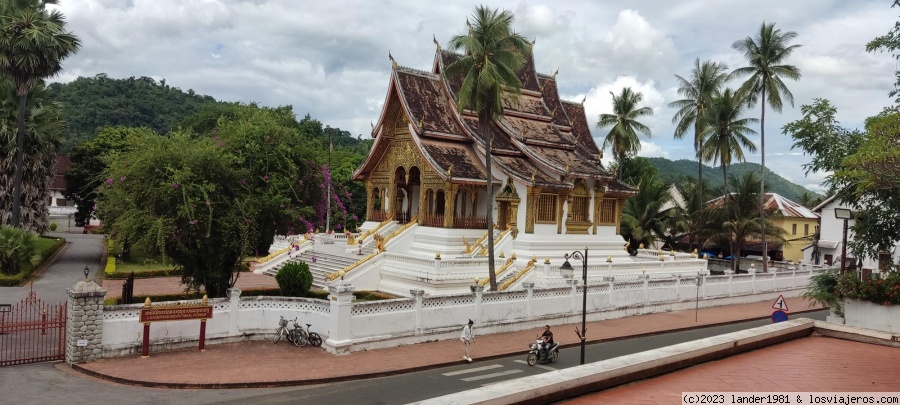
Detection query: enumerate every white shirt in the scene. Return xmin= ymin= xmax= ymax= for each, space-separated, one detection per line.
xmin=460 ymin=324 xmax=474 ymax=342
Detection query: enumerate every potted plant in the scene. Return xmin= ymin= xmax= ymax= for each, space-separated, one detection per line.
xmin=802 ymin=268 xmax=843 ymax=323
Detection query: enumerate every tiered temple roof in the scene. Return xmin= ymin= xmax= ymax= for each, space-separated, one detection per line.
xmin=353 ymin=46 xmax=638 ymax=197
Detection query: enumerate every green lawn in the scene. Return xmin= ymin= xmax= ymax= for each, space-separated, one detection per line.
xmin=109 ymin=242 xmax=175 ymax=273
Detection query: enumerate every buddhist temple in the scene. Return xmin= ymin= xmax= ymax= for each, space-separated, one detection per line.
xmin=260 ymin=44 xmax=709 ymax=297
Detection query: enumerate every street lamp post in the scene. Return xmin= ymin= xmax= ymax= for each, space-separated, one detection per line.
xmin=559 ymin=247 xmax=588 ymax=365
xmin=835 ymin=208 xmax=852 ymax=275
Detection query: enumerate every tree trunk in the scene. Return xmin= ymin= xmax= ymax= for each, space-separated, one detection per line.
xmin=759 ymin=88 xmax=767 ymax=272
xmin=480 ymin=111 xmax=497 ymax=290
xmin=10 ymin=93 xmax=27 ymax=227
xmin=695 ymin=122 xmax=703 ymax=195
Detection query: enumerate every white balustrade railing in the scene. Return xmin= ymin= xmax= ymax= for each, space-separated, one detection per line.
xmin=98 ymin=267 xmax=827 ymax=357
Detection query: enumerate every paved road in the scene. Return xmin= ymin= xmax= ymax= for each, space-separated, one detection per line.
xmin=0 ymin=233 xmax=105 ymax=306
xmin=0 ymin=310 xmax=827 ymax=405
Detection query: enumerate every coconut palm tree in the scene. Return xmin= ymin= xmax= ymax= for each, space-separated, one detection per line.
xmin=597 ymin=87 xmax=654 ymax=180
xmin=621 ymin=171 xmax=671 ymax=250
xmin=700 ymin=172 xmax=786 ymax=272
xmin=0 ymin=0 xmax=80 ymax=227
xmin=699 ymin=88 xmax=758 ymax=198
xmin=669 ymin=59 xmax=729 ymax=191
xmin=444 ymin=6 xmax=531 ymax=290
xmin=0 ymin=79 xmax=64 ymax=234
xmin=731 ymin=21 xmax=801 ymax=270
xmin=671 ymin=178 xmax=714 ymax=253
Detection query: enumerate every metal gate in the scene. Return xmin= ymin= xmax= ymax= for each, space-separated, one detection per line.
xmin=0 ymin=291 xmax=67 ymax=366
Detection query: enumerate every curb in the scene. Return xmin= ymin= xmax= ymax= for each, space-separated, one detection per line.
xmin=71 ymin=307 xmax=827 ymax=389
xmin=18 ymin=238 xmax=69 ymax=285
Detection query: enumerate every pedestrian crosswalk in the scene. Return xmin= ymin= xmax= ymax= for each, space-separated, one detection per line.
xmin=440 ymin=361 xmax=558 ymax=386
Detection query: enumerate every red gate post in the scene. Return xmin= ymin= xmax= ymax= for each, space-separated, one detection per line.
xmin=198 ymin=295 xmax=208 ymax=351
xmin=141 ymin=298 xmax=151 ymax=358
xmin=41 ymin=309 xmax=47 ymax=335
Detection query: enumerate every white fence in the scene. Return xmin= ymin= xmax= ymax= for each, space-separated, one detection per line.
xmin=99 ymin=268 xmax=825 ymax=356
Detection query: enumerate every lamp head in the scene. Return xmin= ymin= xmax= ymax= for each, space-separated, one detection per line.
xmin=83 ymin=266 xmax=90 ymax=281
xmin=559 ymin=260 xmax=574 ymax=279
xmin=834 ymin=208 xmax=852 ymax=220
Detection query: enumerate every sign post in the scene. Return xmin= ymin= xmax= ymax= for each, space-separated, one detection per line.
xmin=771 ymin=295 xmax=789 ymax=323
xmin=139 ymin=295 xmax=213 ymax=358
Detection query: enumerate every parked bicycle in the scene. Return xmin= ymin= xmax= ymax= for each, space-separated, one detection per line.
xmin=273 ymin=316 xmax=289 ymax=344
xmin=297 ymin=322 xmax=323 ymax=347
xmin=288 ymin=318 xmax=309 ymax=347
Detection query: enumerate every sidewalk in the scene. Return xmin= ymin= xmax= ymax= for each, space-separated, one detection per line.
xmin=74 ymin=296 xmax=824 ymax=388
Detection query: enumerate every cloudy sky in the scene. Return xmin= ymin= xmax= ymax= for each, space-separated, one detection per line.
xmin=53 ymin=0 xmax=896 ymax=193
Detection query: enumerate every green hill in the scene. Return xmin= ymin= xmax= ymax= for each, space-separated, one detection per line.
xmin=46 ymin=74 xmax=225 ymax=149
xmin=645 ymin=157 xmax=821 ymax=202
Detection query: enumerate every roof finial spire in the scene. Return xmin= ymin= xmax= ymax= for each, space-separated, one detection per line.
xmin=581 ymin=95 xmax=586 ymax=105
xmin=389 ymin=50 xmax=397 ymax=69
xmin=370 ymin=121 xmax=375 ymax=131
xmin=433 ymin=34 xmax=440 ymax=51
xmin=552 ymin=68 xmax=558 ymax=79
xmin=531 ymin=38 xmax=536 ymax=46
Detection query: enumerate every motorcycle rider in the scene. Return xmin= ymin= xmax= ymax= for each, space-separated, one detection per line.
xmin=537 ymin=325 xmax=554 ymax=360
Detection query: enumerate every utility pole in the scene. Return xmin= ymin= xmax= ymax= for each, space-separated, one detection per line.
xmin=326 ymin=127 xmax=333 ymax=234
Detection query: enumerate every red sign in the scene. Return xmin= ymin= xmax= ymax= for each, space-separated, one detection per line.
xmin=140 ymin=306 xmax=212 ymax=323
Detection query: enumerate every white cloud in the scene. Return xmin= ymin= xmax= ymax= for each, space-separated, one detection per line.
xmin=48 ymin=0 xmax=898 ymax=193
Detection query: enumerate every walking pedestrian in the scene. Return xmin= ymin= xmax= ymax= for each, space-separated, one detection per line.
xmin=460 ymin=319 xmax=474 ymax=362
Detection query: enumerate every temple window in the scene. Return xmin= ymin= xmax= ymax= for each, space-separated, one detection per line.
xmin=597 ymin=198 xmax=616 ymax=225
xmin=536 ymin=193 xmax=557 ymax=223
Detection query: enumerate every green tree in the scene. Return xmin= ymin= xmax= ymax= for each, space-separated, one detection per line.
xmin=672 ymin=178 xmax=716 ymax=253
xmin=0 ymin=0 xmax=80 ymax=227
xmin=699 ymin=88 xmax=758 ymax=197
xmin=64 ymin=127 xmax=157 ymax=227
xmin=0 ymin=224 xmax=39 ymax=275
xmin=444 ymin=5 xmax=531 ymax=291
xmin=866 ymin=0 xmax=900 ymax=104
xmin=275 ymin=261 xmax=313 ymax=297
xmin=700 ymin=172 xmax=786 ymax=271
xmin=597 ymin=87 xmax=654 ymax=180
xmin=621 ymin=171 xmax=671 ymax=251
xmin=731 ymin=21 xmax=801 ymax=272
xmin=98 ymin=106 xmax=320 ymax=297
xmin=669 ymin=59 xmax=729 ymax=190
xmin=0 ymin=79 xmax=64 ymax=234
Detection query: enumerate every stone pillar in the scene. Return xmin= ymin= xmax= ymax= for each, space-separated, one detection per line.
xmin=326 ymin=282 xmax=355 ymax=353
xmin=411 ymin=289 xmax=425 ymax=335
xmin=472 ymin=285 xmax=484 ymax=323
xmin=66 ymin=279 xmax=107 ymax=365
xmin=523 ymin=283 xmax=534 ymax=317
xmin=226 ymin=288 xmax=242 ymax=335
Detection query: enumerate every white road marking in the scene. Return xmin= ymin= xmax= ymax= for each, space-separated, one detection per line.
xmin=513 ymin=359 xmax=558 ymax=371
xmin=460 ymin=369 xmax=523 ymax=382
xmin=441 ymin=364 xmax=504 ymax=376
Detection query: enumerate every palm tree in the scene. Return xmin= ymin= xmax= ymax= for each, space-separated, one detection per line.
xmin=699 ymin=172 xmax=786 ymax=272
xmin=672 ymin=179 xmax=714 ymax=252
xmin=621 ymin=171 xmax=671 ymax=250
xmin=0 ymin=79 xmax=64 ymax=234
xmin=0 ymin=0 xmax=80 ymax=227
xmin=445 ymin=6 xmax=531 ymax=290
xmin=597 ymin=87 xmax=654 ymax=180
xmin=699 ymin=88 xmax=758 ymax=198
xmin=731 ymin=22 xmax=801 ymax=270
xmin=669 ymin=59 xmax=729 ymax=191
xmin=0 ymin=224 xmax=39 ymax=275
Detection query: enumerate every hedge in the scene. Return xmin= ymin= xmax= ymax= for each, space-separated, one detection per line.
xmin=104 ymin=256 xmax=116 ymax=276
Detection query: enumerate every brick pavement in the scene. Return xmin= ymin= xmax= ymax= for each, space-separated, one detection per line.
xmin=102 ymin=273 xmax=278 ymax=299
xmin=75 ymin=296 xmax=824 ymax=387
xmin=563 ymin=335 xmax=900 ymax=404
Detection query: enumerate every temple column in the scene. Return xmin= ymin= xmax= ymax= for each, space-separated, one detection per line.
xmin=525 ymin=186 xmax=537 ymax=234
xmin=444 ymin=183 xmax=457 ymax=228
xmin=365 ymin=181 xmax=374 ymax=221
xmin=592 ymin=187 xmax=605 ymax=235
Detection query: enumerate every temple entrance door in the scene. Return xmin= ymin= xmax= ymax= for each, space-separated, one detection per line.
xmin=408 ymin=167 xmax=421 ymax=221
xmin=497 ymin=201 xmax=510 ymax=230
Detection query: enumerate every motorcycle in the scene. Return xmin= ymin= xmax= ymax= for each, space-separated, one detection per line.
xmin=526 ymin=339 xmax=559 ymax=366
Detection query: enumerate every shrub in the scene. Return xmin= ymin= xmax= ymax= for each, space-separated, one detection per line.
xmin=105 ymin=268 xmax=181 ymax=279
xmin=275 ymin=261 xmax=313 ymax=297
xmin=802 ymin=268 xmax=842 ymax=315
xmin=49 ymin=223 xmax=58 ymax=231
xmin=104 ymin=256 xmax=116 ymax=276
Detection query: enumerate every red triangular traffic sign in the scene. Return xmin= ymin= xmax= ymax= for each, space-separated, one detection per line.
xmin=772 ymin=295 xmax=789 ymax=311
